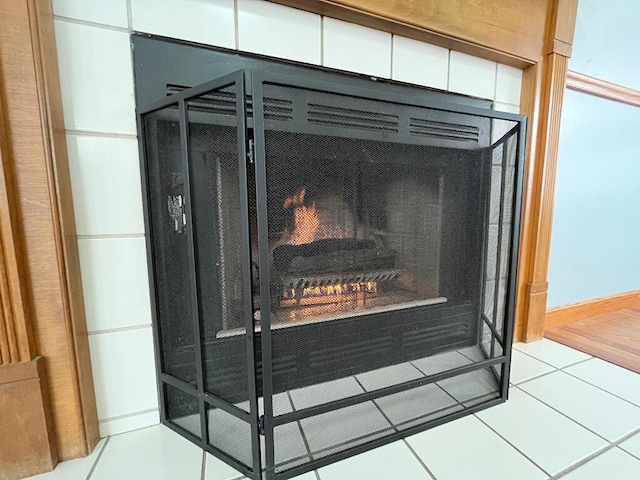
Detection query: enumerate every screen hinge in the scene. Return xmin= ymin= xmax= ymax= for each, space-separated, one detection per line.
xmin=247 ymin=138 xmax=255 ymax=165
xmin=258 ymin=415 xmax=265 ymax=436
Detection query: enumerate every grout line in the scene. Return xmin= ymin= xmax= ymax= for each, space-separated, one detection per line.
xmin=550 ymin=425 xmax=640 ymax=480
xmin=200 ymin=449 xmax=206 ymax=480
xmin=493 ymin=62 xmax=499 ymax=102
xmin=86 ymin=436 xmax=111 ymax=480
xmin=473 ymin=414 xmax=552 ymax=477
xmin=126 ymin=0 xmax=133 ymax=31
xmin=99 ymin=407 xmax=159 ymax=424
xmin=54 ymin=15 xmax=129 ymax=34
xmin=510 ymin=346 xmax=562 ymax=369
xmin=320 ymin=16 xmax=324 ymax=66
xmin=515 ymin=386 xmax=612 ymax=444
xmin=78 ymin=233 xmax=146 ymax=240
xmin=233 ymin=0 xmax=240 ymax=51
xmin=402 ymin=439 xmax=437 ymax=480
xmin=286 ymin=390 xmax=315 ymax=462
xmin=446 ymin=50 xmax=451 ymax=91
xmin=89 ymin=324 xmax=152 ymax=336
xmin=560 ymin=368 xmax=640 ymax=409
xmin=559 ymin=357 xmax=594 ymax=369
xmin=389 ymin=35 xmax=394 ymax=79
xmin=66 ymin=129 xmax=138 ymax=140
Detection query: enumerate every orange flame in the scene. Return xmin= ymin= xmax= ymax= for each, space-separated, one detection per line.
xmin=283 ymin=281 xmax=378 ymax=300
xmin=283 ymin=188 xmax=320 ymax=246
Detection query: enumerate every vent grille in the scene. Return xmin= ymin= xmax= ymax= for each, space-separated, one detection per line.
xmin=409 ymin=118 xmax=479 ymax=142
xmin=166 ymin=84 xmax=293 ymax=121
xmin=307 ymin=103 xmax=399 ymax=133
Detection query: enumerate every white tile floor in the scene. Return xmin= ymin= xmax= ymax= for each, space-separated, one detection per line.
xmin=26 ymin=339 xmax=640 ymax=480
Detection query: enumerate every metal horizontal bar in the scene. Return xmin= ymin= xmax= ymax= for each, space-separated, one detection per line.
xmin=253 ymin=71 xmax=525 ymax=124
xmin=272 ymin=356 xmax=505 ymax=426
xmin=160 ymin=374 xmax=250 ymax=421
xmin=201 ymin=392 xmax=251 ymax=422
xmin=481 ymin=314 xmax=505 ymax=348
xmin=138 ymin=70 xmax=242 ymax=115
xmin=275 ymin=396 xmax=505 ymax=480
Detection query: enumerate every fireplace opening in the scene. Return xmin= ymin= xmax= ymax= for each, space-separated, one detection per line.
xmin=135 ymin=40 xmax=524 ymax=480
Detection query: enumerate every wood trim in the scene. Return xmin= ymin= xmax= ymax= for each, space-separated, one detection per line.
xmin=0 ymin=0 xmax=98 ymax=467
xmin=545 ymin=290 xmax=640 ymax=328
xmin=270 ymin=0 xmax=541 ymax=67
xmin=566 ymin=70 xmax=640 ymax=108
xmin=0 ymin=357 xmax=58 ymax=480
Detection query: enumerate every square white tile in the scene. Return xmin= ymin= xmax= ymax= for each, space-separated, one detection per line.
xmin=520 ymin=370 xmax=640 ymax=441
xmin=392 ymin=35 xmax=449 ymax=89
xmin=565 ymin=358 xmax=640 ymax=407
xmin=513 ymin=339 xmax=591 ymax=368
xmin=448 ymin=51 xmax=496 ymax=99
xmin=67 ymin=135 xmax=144 ymax=235
xmin=289 ymin=376 xmax=363 ymax=410
xmin=132 ymin=0 xmax=235 ymax=50
xmin=27 ymin=438 xmax=106 ymax=480
xmin=356 ymin=362 xmax=423 ymax=391
xmin=91 ymin=426 xmax=202 ymax=480
xmin=78 ymin=237 xmax=152 ymax=333
xmin=53 ymin=0 xmax=128 ymax=27
xmin=561 ymin=448 xmax=640 ymax=480
xmin=323 ymin=18 xmax=391 ymax=78
xmin=510 ymin=349 xmax=555 ymax=384
xmin=317 ymin=440 xmax=428 ymax=479
xmin=99 ymin=409 xmax=159 ymax=437
xmin=238 ymin=0 xmax=321 ymax=64
xmin=477 ymin=388 xmax=607 ymax=475
xmin=495 ymin=64 xmax=523 ymax=105
xmin=407 ymin=415 xmax=546 ymax=480
xmin=54 ymin=20 xmax=136 ymax=134
xmin=204 ymin=452 xmax=244 ymax=480
xmin=89 ymin=327 xmax=159 ymax=420
xmin=494 ymin=102 xmax=520 ymax=114
xmin=620 ymin=432 xmax=640 ymax=459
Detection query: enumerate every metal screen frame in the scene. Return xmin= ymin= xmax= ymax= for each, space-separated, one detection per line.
xmin=252 ymin=71 xmax=526 ymax=479
xmin=137 ymin=61 xmax=526 ymax=480
xmin=138 ymin=70 xmax=262 ymax=479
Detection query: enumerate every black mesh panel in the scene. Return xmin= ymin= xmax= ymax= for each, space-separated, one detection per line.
xmin=165 ymin=383 xmax=201 ymax=438
xmin=186 ymin=86 xmax=250 ymax=407
xmin=207 ymin=405 xmax=253 ymax=469
xmin=144 ymin=105 xmax=197 ymax=385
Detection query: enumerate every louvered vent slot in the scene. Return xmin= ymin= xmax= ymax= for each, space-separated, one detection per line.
xmin=263 ymin=97 xmax=293 ymax=122
xmin=409 ymin=118 xmax=479 ymax=142
xmin=308 ymin=103 xmax=399 ymax=133
xmin=166 ymin=85 xmax=291 ymax=121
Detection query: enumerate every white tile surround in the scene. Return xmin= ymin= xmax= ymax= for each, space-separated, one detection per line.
xmin=52 ymin=0 xmax=523 ymax=437
xmin=26 ymin=340 xmax=640 ymax=480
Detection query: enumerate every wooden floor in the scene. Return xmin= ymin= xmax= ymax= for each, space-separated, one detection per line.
xmin=545 ymin=306 xmax=640 ymax=374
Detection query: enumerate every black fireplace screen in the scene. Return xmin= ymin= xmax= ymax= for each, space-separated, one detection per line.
xmin=139 ymin=68 xmax=525 ymax=480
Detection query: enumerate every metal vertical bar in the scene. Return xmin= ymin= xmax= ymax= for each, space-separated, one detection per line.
xmin=252 ymin=76 xmax=276 ymax=477
xmin=490 ymin=141 xmax=508 ymax=359
xmin=501 ymin=120 xmax=527 ymax=399
xmin=178 ymin=99 xmax=207 ymax=443
xmin=234 ymin=72 xmax=263 ymax=476
xmin=136 ymin=111 xmax=169 ymax=423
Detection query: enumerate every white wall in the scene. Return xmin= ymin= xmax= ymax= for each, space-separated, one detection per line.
xmin=52 ymin=0 xmax=523 ymax=437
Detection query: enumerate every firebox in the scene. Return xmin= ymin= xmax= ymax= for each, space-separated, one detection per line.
xmin=135 ymin=36 xmax=525 ymax=480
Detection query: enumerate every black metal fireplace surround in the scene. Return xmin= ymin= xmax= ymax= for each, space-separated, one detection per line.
xmin=134 ymin=35 xmax=526 ymax=479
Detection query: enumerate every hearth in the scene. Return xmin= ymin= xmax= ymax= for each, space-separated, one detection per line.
xmin=135 ymin=37 xmax=525 ymax=480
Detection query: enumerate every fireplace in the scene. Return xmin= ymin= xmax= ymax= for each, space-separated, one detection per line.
xmin=135 ymin=37 xmax=525 ymax=480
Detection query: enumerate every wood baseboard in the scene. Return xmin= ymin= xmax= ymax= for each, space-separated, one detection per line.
xmin=0 ymin=357 xmax=57 ymax=480
xmin=545 ymin=290 xmax=640 ymax=328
